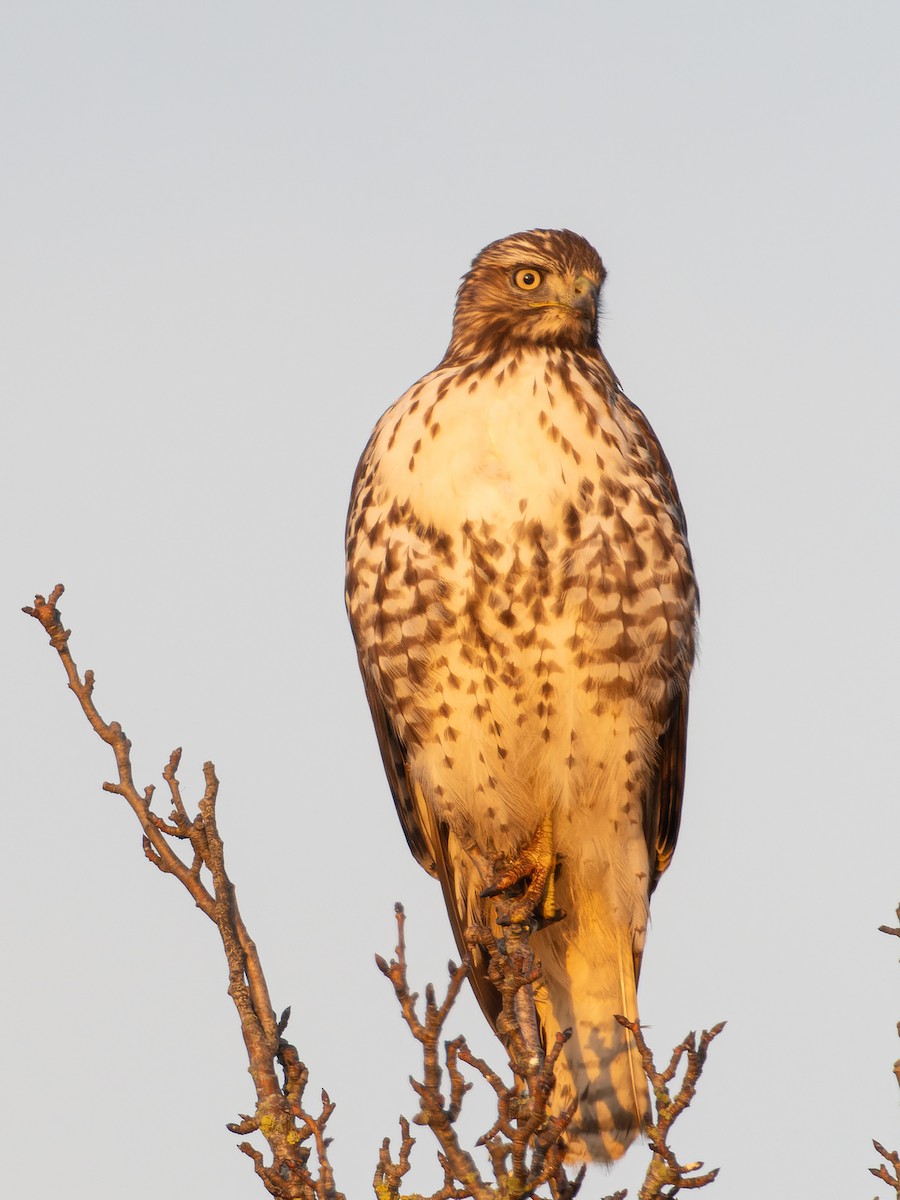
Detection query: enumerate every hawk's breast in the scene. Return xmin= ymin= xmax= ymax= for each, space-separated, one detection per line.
xmin=371 ymin=354 xmax=609 ymax=530
xmin=347 ymin=348 xmax=694 ymax=866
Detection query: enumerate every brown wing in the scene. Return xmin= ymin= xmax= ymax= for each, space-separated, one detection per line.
xmin=431 ymin=825 xmax=503 ymax=1031
xmin=346 ymin=426 xmax=504 ymax=1036
xmin=612 ymin=389 xmax=695 ymax=890
xmin=647 ymin=690 xmax=689 ymax=893
xmin=346 ymin=434 xmax=435 ymax=875
xmin=357 ymin=663 xmax=437 ymax=875
xmin=613 ymin=386 xmax=693 ymax=546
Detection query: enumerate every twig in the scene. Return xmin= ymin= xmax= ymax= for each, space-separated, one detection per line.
xmin=376 ymin=905 xmax=586 ymax=1200
xmin=615 ymin=1016 xmax=724 ymax=1199
xmin=871 ymin=1141 xmax=900 ymax=1199
xmin=24 ymin=585 xmax=342 ymax=1200
xmin=376 ymin=903 xmax=491 ymax=1200
xmin=870 ymin=906 xmax=900 ymax=1198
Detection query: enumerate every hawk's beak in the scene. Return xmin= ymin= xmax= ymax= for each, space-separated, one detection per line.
xmin=532 ymin=275 xmax=598 ymax=321
xmin=569 ymin=275 xmax=599 ymax=319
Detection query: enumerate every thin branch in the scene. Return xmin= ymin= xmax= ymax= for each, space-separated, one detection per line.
xmin=24 ymin=586 xmax=218 ymax=919
xmin=24 ymin=585 xmax=342 ymax=1200
xmin=376 ymin=905 xmax=589 ymax=1200
xmin=615 ymin=1016 xmax=724 ymax=1199
xmin=376 ymin=904 xmax=492 ymax=1200
xmin=871 ymin=1141 xmax=900 ymax=1199
xmin=870 ymin=906 xmax=900 ymax=1199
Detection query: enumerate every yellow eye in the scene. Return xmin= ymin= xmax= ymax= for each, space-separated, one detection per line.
xmin=514 ymin=268 xmax=542 ymax=291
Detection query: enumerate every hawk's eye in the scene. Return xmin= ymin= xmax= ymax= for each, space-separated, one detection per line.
xmin=514 ymin=268 xmax=542 ymax=291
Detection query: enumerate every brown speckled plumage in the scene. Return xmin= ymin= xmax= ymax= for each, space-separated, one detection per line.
xmin=346 ymin=230 xmax=697 ymax=1161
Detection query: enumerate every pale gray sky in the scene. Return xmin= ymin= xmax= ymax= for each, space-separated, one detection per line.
xmin=3 ymin=3 xmax=899 ymax=1197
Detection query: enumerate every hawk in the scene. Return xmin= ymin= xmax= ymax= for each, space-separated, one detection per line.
xmin=345 ymin=230 xmax=697 ymax=1161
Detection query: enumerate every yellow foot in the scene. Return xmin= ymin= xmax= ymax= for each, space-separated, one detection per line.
xmin=481 ymin=815 xmax=565 ymax=927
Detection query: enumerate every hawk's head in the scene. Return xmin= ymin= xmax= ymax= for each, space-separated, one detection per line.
xmin=442 ymin=229 xmax=606 ymax=366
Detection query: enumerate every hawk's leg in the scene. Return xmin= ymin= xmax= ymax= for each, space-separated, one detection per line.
xmin=481 ymin=813 xmax=564 ymax=927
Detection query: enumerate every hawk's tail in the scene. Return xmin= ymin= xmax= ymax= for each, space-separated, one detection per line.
xmin=534 ymin=911 xmax=650 ymax=1162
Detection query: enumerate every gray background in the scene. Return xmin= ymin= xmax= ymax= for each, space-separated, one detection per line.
xmin=3 ymin=3 xmax=898 ymax=1197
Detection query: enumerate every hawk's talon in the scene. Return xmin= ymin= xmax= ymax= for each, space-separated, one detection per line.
xmin=481 ymin=814 xmax=562 ymax=926
xmin=480 ymin=879 xmax=521 ymax=899
xmin=535 ymin=906 xmax=566 ymax=929
xmin=494 ymin=912 xmax=537 ymax=934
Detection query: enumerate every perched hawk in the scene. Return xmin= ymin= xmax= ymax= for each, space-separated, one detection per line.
xmin=345 ymin=230 xmax=696 ymax=1161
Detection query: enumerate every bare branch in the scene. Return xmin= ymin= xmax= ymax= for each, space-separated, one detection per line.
xmin=377 ymin=905 xmax=590 ymax=1200
xmin=871 ymin=1140 xmax=900 ymax=1198
xmin=25 ymin=586 xmax=219 ymax=917
xmin=878 ymin=905 xmax=900 ymax=941
xmin=25 ymin=585 xmax=343 ymax=1200
xmin=376 ymin=904 xmax=492 ymax=1200
xmin=870 ymin=907 xmax=900 ymax=1199
xmin=614 ymin=1016 xmax=724 ymax=1199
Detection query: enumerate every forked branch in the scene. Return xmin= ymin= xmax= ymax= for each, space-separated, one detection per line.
xmin=375 ymin=902 xmax=586 ymax=1200
xmin=24 ymin=585 xmax=341 ymax=1200
xmin=614 ymin=1015 xmax=723 ymax=1198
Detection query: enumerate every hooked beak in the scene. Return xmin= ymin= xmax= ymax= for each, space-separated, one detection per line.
xmin=529 ymin=274 xmax=598 ymax=322
xmin=569 ymin=274 xmax=599 ymax=319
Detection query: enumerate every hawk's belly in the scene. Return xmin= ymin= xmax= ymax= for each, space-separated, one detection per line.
xmin=404 ymin=528 xmax=670 ymax=872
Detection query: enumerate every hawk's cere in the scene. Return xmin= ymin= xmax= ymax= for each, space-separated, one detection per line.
xmin=345 ymin=230 xmax=697 ymax=1161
